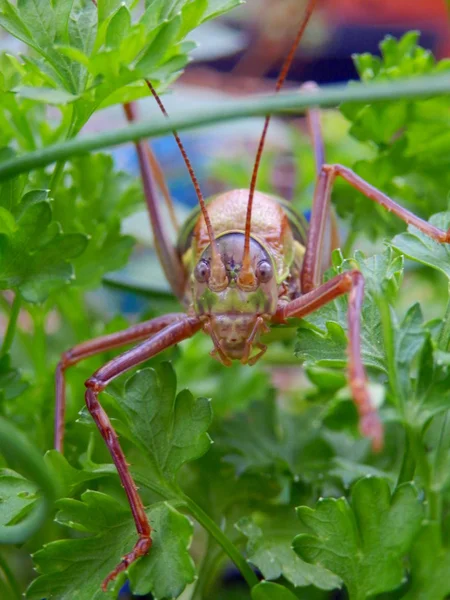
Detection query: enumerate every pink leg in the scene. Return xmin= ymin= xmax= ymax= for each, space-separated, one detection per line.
xmin=122 ymin=103 xmax=185 ymax=300
xmin=300 ymin=84 xmax=340 ymax=266
xmin=84 ymin=316 xmax=201 ymax=590
xmin=275 ymin=271 xmax=383 ymax=451
xmin=300 ymin=82 xmax=325 ymax=173
xmin=55 ymin=313 xmax=186 ymax=452
xmin=302 ymin=164 xmax=450 ymax=292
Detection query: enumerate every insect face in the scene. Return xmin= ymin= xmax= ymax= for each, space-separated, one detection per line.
xmin=191 ymin=232 xmax=277 ymax=364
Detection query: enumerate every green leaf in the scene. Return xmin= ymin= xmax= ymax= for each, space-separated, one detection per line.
xmin=17 ymin=0 xmax=56 ymax=47
xmin=293 ymin=477 xmax=423 ymax=600
xmin=105 ymin=4 xmax=131 ymax=49
xmin=0 ymin=468 xmax=37 ymax=526
xmin=27 ymin=492 xmax=195 ymax=600
xmin=107 ymin=362 xmax=212 ymax=484
xmin=295 ymin=249 xmax=403 ymax=374
xmin=237 ymin=517 xmax=341 ymax=591
xmin=0 ymin=1 xmax=35 ymax=49
xmin=0 ymin=206 xmax=16 ymax=235
xmin=44 ymin=450 xmax=109 ymax=499
xmin=391 ymin=212 xmax=450 ymax=279
xmin=14 ymin=86 xmax=80 ymax=104
xmin=402 ymin=521 xmax=450 ymax=599
xmin=0 ymin=189 xmax=88 ymax=302
xmin=251 ymin=581 xmax=299 ymax=600
xmin=52 ymin=153 xmax=140 ymax=289
xmin=337 ymin=34 xmax=450 ymax=240
xmin=203 ymin=0 xmax=242 ymax=21
xmin=217 ymin=396 xmax=332 ymax=484
xmin=0 ymin=354 xmax=28 ymax=402
xmin=68 ymin=0 xmax=97 ymax=56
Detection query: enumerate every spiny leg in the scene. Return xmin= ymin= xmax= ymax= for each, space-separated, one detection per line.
xmin=274 ymin=271 xmax=382 ymax=450
xmin=302 ymin=163 xmax=450 ymax=292
xmin=122 ymin=102 xmax=185 ymax=300
xmin=84 ymin=316 xmax=201 ymax=591
xmin=55 ymin=313 xmax=186 ymax=452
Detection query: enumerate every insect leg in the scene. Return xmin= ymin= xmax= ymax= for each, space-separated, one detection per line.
xmin=301 ymin=164 xmax=450 ymax=292
xmin=300 ymin=82 xmax=325 ymax=173
xmin=300 ymin=83 xmax=340 ymax=268
xmin=84 ymin=316 xmax=201 ymax=591
xmin=275 ymin=271 xmax=382 ymax=450
xmin=55 ymin=313 xmax=187 ymax=452
xmin=122 ymin=103 xmax=185 ymax=300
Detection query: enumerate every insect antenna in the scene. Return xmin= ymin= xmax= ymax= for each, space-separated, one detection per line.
xmin=144 ymin=80 xmax=226 ymax=288
xmin=239 ymin=0 xmax=318 ymax=287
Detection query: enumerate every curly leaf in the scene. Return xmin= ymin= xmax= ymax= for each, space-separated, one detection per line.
xmin=104 ymin=362 xmax=212 ymax=485
xmin=293 ymin=477 xmax=423 ymax=600
xmin=0 ymin=189 xmax=88 ymax=302
xmin=391 ymin=212 xmax=450 ymax=279
xmin=27 ymin=492 xmax=195 ymax=600
xmin=237 ymin=517 xmax=341 ymax=592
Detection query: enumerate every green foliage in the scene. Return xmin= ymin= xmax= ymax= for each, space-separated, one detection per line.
xmin=0 ymin=7 xmax=450 ymax=600
xmin=403 ymin=521 xmax=450 ymax=599
xmin=336 ymin=32 xmax=450 ymax=240
xmin=27 ymin=493 xmax=195 ymax=600
xmin=0 ymin=188 xmax=88 ymax=302
xmin=294 ymin=477 xmax=423 ymax=600
xmin=237 ymin=517 xmax=341 ymax=591
xmin=107 ymin=362 xmax=212 ymax=486
xmin=392 ymin=212 xmax=450 ymax=278
xmin=0 ymin=0 xmax=241 ymax=130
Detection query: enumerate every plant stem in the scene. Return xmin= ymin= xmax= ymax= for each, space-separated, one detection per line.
xmin=0 ymin=294 xmax=21 ymax=358
xmin=49 ymin=108 xmax=77 ymax=194
xmin=1 ymin=75 xmax=450 ymax=182
xmin=397 ymin=433 xmax=415 ymax=485
xmin=0 ymin=552 xmax=21 ymax=600
xmin=31 ymin=308 xmax=47 ymax=385
xmin=342 ymin=229 xmax=357 ymax=258
xmin=376 ymin=297 xmax=403 ymax=407
xmin=180 ymin=493 xmax=259 ymax=589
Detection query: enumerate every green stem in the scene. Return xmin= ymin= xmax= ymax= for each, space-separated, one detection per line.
xmin=437 ymin=285 xmax=450 ymax=351
xmin=0 ymin=294 xmax=21 ymax=357
xmin=1 ymin=75 xmax=450 ymax=181
xmin=48 ymin=108 xmax=77 ymax=194
xmin=180 ymin=493 xmax=259 ymax=589
xmin=428 ymin=410 xmax=448 ymax=526
xmin=376 ymin=295 xmax=419 ymax=487
xmin=0 ymin=552 xmax=21 ymax=600
xmin=397 ymin=433 xmax=416 ymax=485
xmin=342 ymin=229 xmax=358 ymax=258
xmin=30 ymin=308 xmax=47 ymax=384
xmin=376 ymin=297 xmax=403 ymax=407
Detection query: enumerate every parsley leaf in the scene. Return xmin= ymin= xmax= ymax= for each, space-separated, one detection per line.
xmin=293 ymin=477 xmax=423 ymax=600
xmin=27 ymin=492 xmax=195 ymax=600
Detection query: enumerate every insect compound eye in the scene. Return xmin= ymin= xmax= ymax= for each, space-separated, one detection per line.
xmin=255 ymin=260 xmax=273 ymax=283
xmin=194 ymin=259 xmax=211 ymax=283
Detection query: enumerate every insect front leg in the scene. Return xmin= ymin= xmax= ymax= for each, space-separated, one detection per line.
xmin=83 ymin=316 xmax=201 ymax=591
xmin=274 ymin=271 xmax=382 ymax=450
xmin=55 ymin=313 xmax=187 ymax=452
xmin=302 ymin=163 xmax=450 ymax=292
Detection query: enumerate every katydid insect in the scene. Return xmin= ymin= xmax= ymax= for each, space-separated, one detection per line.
xmin=54 ymin=0 xmax=450 ymax=592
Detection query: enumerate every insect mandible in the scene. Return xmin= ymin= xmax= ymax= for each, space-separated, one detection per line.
xmin=54 ymin=0 xmax=450 ymax=591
